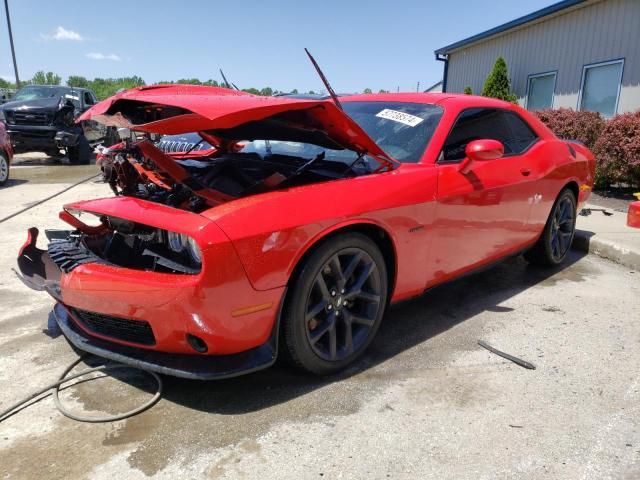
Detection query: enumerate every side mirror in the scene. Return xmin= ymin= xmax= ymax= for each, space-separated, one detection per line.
xmin=458 ymin=139 xmax=504 ymax=174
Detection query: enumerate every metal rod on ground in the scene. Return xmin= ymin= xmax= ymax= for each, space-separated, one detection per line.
xmin=478 ymin=340 xmax=536 ymax=370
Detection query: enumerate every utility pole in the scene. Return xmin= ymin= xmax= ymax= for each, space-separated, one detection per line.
xmin=416 ymin=81 xmax=420 ymax=93
xmin=4 ymin=0 xmax=20 ymax=86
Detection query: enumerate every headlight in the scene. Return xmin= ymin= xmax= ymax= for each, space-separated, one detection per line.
xmin=185 ymin=236 xmax=201 ymax=264
xmin=167 ymin=231 xmax=185 ymax=252
xmin=166 ymin=231 xmax=201 ymax=265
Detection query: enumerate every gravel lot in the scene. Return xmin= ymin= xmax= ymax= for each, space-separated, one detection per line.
xmin=1 ymin=155 xmax=638 ymax=479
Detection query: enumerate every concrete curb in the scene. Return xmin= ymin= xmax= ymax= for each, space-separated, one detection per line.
xmin=573 ymin=229 xmax=640 ymax=271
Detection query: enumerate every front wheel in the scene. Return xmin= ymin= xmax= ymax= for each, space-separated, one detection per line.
xmin=0 ymin=152 xmax=9 ymax=186
xmin=282 ymin=233 xmax=388 ymax=375
xmin=524 ymin=188 xmax=577 ymax=266
xmin=67 ymin=135 xmax=91 ymax=165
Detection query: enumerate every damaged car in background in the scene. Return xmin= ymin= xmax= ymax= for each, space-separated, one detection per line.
xmin=0 ymin=85 xmax=117 ymax=164
xmin=16 ymin=84 xmax=595 ymax=379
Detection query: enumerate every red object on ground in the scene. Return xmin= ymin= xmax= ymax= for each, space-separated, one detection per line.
xmin=17 ymin=88 xmax=596 ymax=379
xmin=628 ymin=201 xmax=640 ymax=228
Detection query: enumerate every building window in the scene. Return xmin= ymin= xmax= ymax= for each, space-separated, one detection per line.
xmin=579 ymin=59 xmax=624 ymax=117
xmin=526 ymin=72 xmax=556 ymax=111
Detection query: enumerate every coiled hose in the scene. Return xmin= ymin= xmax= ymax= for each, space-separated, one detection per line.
xmin=0 ymin=356 xmax=163 ymax=424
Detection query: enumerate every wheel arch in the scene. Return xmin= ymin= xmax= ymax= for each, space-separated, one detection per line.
xmin=563 ymin=180 xmax=579 ymax=201
xmin=286 ymin=221 xmax=398 ymax=301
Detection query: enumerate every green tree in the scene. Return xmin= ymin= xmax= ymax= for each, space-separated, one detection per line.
xmin=482 ymin=57 xmax=517 ymax=103
xmin=363 ymin=88 xmax=372 ymax=94
xmin=378 ymin=89 xmax=389 ymax=93
xmin=0 ymin=78 xmax=16 ymax=89
xmin=88 ymin=76 xmax=145 ymax=99
xmin=260 ymin=87 xmax=273 ymax=96
xmin=30 ymin=71 xmax=61 ymax=85
xmin=67 ymin=76 xmax=90 ymax=88
xmin=463 ymin=86 xmax=473 ymax=95
xmin=290 ymin=88 xmax=299 ymax=94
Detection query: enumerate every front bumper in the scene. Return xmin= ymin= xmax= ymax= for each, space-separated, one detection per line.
xmin=16 ymin=227 xmax=284 ymax=380
xmin=7 ymin=124 xmax=81 ymax=151
xmin=53 ymin=303 xmax=278 ymax=380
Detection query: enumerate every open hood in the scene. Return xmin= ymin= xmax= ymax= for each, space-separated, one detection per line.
xmin=78 ymin=85 xmax=397 ymax=167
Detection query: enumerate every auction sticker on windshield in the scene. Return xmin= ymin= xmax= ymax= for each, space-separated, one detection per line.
xmin=375 ymin=109 xmax=424 ymax=127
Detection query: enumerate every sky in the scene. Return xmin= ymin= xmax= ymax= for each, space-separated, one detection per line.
xmin=1 ymin=0 xmax=558 ymax=93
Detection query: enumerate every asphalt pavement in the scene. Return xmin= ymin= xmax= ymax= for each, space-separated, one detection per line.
xmin=0 ymin=154 xmax=638 ymax=479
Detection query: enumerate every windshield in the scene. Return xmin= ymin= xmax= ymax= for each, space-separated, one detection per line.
xmin=13 ymin=86 xmax=66 ymax=101
xmin=341 ymin=101 xmax=443 ymax=163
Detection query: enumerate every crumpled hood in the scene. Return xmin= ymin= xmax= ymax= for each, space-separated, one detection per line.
xmin=1 ymin=96 xmax=64 ymax=112
xmin=78 ymin=84 xmax=397 ymax=166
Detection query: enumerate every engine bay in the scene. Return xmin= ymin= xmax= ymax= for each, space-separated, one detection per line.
xmin=99 ymin=137 xmax=381 ymax=213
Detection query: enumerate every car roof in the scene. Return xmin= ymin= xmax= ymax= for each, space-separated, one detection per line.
xmin=20 ymin=85 xmax=88 ymax=92
xmin=339 ymin=92 xmax=517 ymax=109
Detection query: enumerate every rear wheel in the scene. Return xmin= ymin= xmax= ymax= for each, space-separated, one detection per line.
xmin=0 ymin=152 xmax=9 ymax=186
xmin=524 ymin=188 xmax=577 ymax=266
xmin=282 ymin=233 xmax=388 ymax=375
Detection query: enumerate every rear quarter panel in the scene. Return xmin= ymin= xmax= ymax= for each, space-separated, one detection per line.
xmin=526 ymin=139 xmax=594 ymax=232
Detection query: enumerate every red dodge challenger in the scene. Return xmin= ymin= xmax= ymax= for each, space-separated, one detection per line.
xmin=17 ymin=85 xmax=595 ymax=379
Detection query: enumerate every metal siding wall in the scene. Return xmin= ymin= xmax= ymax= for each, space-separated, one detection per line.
xmin=445 ymin=0 xmax=640 ymax=112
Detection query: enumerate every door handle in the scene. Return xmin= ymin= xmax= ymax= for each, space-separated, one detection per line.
xmin=520 ymin=168 xmax=531 ymax=177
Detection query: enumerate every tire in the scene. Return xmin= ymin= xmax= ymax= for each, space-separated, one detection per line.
xmin=524 ymin=188 xmax=577 ymax=266
xmin=282 ymin=233 xmax=388 ymax=375
xmin=0 ymin=152 xmax=9 ymax=186
xmin=67 ymin=135 xmax=91 ymax=165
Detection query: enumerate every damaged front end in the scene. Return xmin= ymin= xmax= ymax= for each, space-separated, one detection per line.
xmin=15 ymin=198 xmax=285 ymax=379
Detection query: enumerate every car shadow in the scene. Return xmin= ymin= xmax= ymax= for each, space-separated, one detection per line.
xmin=1 ymin=178 xmax=28 ymax=188
xmin=145 ymin=248 xmax=589 ymax=415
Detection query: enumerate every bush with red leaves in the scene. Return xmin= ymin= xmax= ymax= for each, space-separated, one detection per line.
xmin=594 ymin=112 xmax=640 ymax=188
xmin=535 ymin=108 xmax=605 ymax=150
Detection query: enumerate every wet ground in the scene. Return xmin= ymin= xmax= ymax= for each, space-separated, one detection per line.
xmin=8 ymin=152 xmax=98 ymax=185
xmin=0 ymin=154 xmax=638 ymax=479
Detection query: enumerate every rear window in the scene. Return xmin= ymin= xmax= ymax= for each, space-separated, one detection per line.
xmin=342 ymin=101 xmax=443 ymax=163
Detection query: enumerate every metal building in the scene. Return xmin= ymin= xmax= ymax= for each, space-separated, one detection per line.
xmin=434 ymin=0 xmax=639 ymax=116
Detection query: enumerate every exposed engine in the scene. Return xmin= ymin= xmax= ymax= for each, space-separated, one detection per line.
xmin=98 ymin=137 xmax=378 ymax=213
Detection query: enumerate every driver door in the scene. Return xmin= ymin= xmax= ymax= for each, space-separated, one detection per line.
xmin=427 ymin=108 xmax=540 ymax=285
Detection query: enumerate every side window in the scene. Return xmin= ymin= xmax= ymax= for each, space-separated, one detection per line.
xmin=502 ymin=111 xmax=538 ymax=154
xmin=83 ymin=91 xmax=94 ymax=106
xmin=441 ymin=108 xmax=537 ymax=162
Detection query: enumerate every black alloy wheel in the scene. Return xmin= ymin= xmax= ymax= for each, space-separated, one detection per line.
xmin=525 ymin=188 xmax=577 ymax=266
xmin=283 ymin=233 xmax=388 ymax=374
xmin=550 ymin=194 xmax=576 ymax=262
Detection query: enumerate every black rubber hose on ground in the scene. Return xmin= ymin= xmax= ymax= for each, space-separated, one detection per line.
xmin=0 ymin=356 xmax=163 ymax=424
